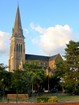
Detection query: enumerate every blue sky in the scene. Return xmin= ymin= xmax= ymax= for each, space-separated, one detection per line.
xmin=0 ymin=0 xmax=79 ymax=66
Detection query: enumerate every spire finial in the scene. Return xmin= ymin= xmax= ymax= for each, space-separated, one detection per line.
xmin=17 ymin=1 xmax=19 ymax=8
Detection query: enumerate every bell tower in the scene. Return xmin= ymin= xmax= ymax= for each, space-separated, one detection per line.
xmin=9 ymin=6 xmax=25 ymax=71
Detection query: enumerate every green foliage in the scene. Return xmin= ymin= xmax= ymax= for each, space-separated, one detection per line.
xmin=37 ymin=96 xmax=49 ymax=103
xmin=0 ymin=63 xmax=7 ymax=71
xmin=64 ymin=41 xmax=79 ymax=94
xmin=55 ymin=40 xmax=79 ymax=94
xmin=0 ymin=63 xmax=12 ymax=96
xmin=48 ymin=96 xmax=58 ymax=103
xmin=12 ymin=70 xmax=29 ymax=93
xmin=23 ymin=60 xmax=42 ymax=71
xmin=54 ymin=60 xmax=65 ymax=91
xmin=37 ymin=96 xmax=58 ymax=103
xmin=11 ymin=61 xmax=46 ymax=94
xmin=23 ymin=61 xmax=46 ymax=93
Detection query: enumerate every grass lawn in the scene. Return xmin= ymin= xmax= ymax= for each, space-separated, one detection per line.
xmin=1 ymin=93 xmax=79 ymax=103
xmin=58 ymin=95 xmax=79 ymax=102
xmin=28 ymin=93 xmax=79 ymax=102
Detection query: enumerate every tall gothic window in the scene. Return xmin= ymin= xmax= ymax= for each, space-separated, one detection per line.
xmin=19 ymin=44 xmax=20 ymax=52
xmin=21 ymin=44 xmax=22 ymax=53
xmin=16 ymin=44 xmax=22 ymax=52
xmin=16 ymin=44 xmax=18 ymax=52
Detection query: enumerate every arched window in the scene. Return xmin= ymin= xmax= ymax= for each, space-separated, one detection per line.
xmin=19 ymin=44 xmax=20 ymax=52
xmin=16 ymin=44 xmax=22 ymax=52
xmin=16 ymin=44 xmax=18 ymax=52
xmin=21 ymin=44 xmax=22 ymax=53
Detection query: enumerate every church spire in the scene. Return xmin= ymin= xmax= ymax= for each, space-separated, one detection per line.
xmin=12 ymin=6 xmax=24 ymax=38
xmin=9 ymin=5 xmax=25 ymax=72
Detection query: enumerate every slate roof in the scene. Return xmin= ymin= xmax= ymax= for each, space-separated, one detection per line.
xmin=25 ymin=54 xmax=61 ymax=61
xmin=49 ymin=54 xmax=61 ymax=61
xmin=25 ymin=54 xmax=49 ymax=61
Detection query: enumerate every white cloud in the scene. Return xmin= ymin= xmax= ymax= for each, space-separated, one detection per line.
xmin=30 ymin=23 xmax=46 ymax=34
xmin=0 ymin=31 xmax=10 ymax=56
xmin=30 ymin=23 xmax=74 ymax=55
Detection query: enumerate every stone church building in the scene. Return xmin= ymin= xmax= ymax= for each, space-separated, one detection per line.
xmin=9 ymin=6 xmax=62 ymax=72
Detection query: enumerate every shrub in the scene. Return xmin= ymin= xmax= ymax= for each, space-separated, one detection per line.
xmin=37 ymin=96 xmax=49 ymax=103
xmin=48 ymin=96 xmax=58 ymax=103
xmin=37 ymin=96 xmax=58 ymax=103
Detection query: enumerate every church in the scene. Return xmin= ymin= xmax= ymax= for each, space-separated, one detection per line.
xmin=9 ymin=6 xmax=62 ymax=72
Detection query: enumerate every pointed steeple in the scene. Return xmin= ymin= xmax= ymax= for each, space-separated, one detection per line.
xmin=12 ymin=6 xmax=24 ymax=38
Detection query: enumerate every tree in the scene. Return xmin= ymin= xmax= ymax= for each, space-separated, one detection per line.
xmin=34 ymin=69 xmax=46 ymax=91
xmin=12 ymin=70 xmax=29 ymax=94
xmin=55 ymin=60 xmax=65 ymax=92
xmin=55 ymin=40 xmax=79 ymax=94
xmin=0 ymin=63 xmax=12 ymax=97
xmin=0 ymin=63 xmax=7 ymax=71
xmin=64 ymin=40 xmax=79 ymax=94
xmin=23 ymin=61 xmax=46 ymax=93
